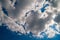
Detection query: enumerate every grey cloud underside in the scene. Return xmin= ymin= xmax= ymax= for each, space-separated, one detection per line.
xmin=47 ymin=0 xmax=58 ymax=7
xmin=54 ymin=14 xmax=60 ymax=23
xmin=1 ymin=0 xmax=34 ymax=19
xmin=12 ymin=0 xmax=33 ymax=18
xmin=48 ymin=0 xmax=57 ymax=7
xmin=25 ymin=10 xmax=52 ymax=34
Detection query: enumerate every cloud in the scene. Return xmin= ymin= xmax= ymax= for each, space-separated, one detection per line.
xmin=47 ymin=0 xmax=60 ymax=7
xmin=54 ymin=13 xmax=60 ymax=23
xmin=0 ymin=0 xmax=35 ymax=19
xmin=0 ymin=5 xmax=25 ymax=33
xmin=25 ymin=10 xmax=51 ymax=35
xmin=0 ymin=0 xmax=60 ymax=38
xmin=0 ymin=0 xmax=35 ymax=34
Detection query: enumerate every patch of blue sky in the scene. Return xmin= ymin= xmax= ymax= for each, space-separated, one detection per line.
xmin=14 ymin=0 xmax=17 ymax=7
xmin=2 ymin=7 xmax=8 ymax=16
xmin=39 ymin=33 xmax=60 ymax=40
xmin=40 ymin=4 xmax=49 ymax=13
xmin=10 ymin=0 xmax=13 ymax=2
xmin=49 ymin=24 xmax=58 ymax=32
xmin=47 ymin=34 xmax=60 ymax=40
xmin=0 ymin=24 xmax=38 ymax=40
xmin=45 ymin=0 xmax=50 ymax=1
xmin=43 ymin=4 xmax=49 ymax=8
xmin=40 ymin=32 xmax=48 ymax=38
xmin=40 ymin=8 xmax=46 ymax=13
xmin=20 ymin=23 xmax=27 ymax=29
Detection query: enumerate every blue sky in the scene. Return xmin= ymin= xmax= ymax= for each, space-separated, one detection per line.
xmin=0 ymin=24 xmax=60 ymax=40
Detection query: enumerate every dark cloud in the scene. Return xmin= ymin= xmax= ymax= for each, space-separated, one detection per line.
xmin=25 ymin=10 xmax=53 ymax=35
xmin=25 ymin=10 xmax=47 ymax=33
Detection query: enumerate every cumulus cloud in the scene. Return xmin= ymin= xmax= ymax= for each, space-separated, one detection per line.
xmin=1 ymin=13 xmax=26 ymax=33
xmin=0 ymin=3 xmax=25 ymax=33
xmin=0 ymin=0 xmax=60 ymax=38
xmin=0 ymin=0 xmax=35 ymax=19
xmin=25 ymin=10 xmax=52 ymax=35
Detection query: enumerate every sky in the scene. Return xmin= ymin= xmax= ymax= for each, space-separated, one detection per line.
xmin=0 ymin=0 xmax=60 ymax=40
xmin=0 ymin=24 xmax=60 ymax=40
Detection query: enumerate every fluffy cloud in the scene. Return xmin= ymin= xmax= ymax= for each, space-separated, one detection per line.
xmin=0 ymin=0 xmax=35 ymax=19
xmin=0 ymin=0 xmax=60 ymax=38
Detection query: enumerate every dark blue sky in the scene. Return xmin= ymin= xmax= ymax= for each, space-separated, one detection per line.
xmin=0 ymin=24 xmax=60 ymax=40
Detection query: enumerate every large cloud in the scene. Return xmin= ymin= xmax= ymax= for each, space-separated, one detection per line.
xmin=25 ymin=10 xmax=52 ymax=35
xmin=1 ymin=0 xmax=35 ymax=19
xmin=0 ymin=0 xmax=60 ymax=38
